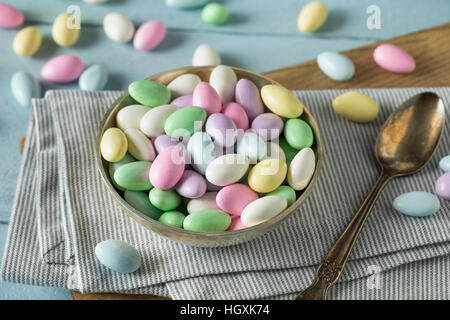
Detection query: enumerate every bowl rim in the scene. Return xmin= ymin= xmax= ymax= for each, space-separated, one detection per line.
xmin=96 ymin=65 xmax=323 ymax=241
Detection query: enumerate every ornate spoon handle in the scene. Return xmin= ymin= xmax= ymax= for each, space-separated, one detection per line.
xmin=296 ymin=172 xmax=392 ymax=300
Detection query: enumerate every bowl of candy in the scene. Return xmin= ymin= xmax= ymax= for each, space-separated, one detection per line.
xmin=97 ymin=66 xmax=322 ymax=247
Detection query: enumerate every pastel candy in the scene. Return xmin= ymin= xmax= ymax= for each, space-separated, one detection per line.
xmin=297 ymin=1 xmax=328 ymax=33
xmin=103 ymin=12 xmax=134 ymax=43
xmin=187 ymin=132 xmax=217 ymax=174
xmin=267 ymin=185 xmax=296 ymax=207
xmin=124 ymin=128 xmax=156 ymax=161
xmin=439 ymin=155 xmax=450 ymax=172
xmin=164 ymin=106 xmax=207 ymax=138
xmin=95 ymin=240 xmax=141 ymax=273
xmin=192 ymin=44 xmax=221 ymax=66
xmin=165 ymin=0 xmax=208 ymax=9
xmin=216 ymin=184 xmax=258 ymax=216
xmin=168 ymin=74 xmax=201 ymax=98
xmin=154 ymin=134 xmax=184 ymax=154
xmin=193 ymin=82 xmax=222 ymax=115
xmin=124 ymin=190 xmax=163 ymax=220
xmin=133 ymin=20 xmax=166 ymax=51
xmin=187 ymin=192 xmax=219 ymax=214
xmin=140 ymin=104 xmax=177 ymax=138
xmin=251 ymin=113 xmax=284 ymax=141
xmin=236 ymin=131 xmax=267 ymax=163
xmin=79 ymin=64 xmax=108 ymax=91
xmin=171 ymin=94 xmax=193 ymax=108
xmin=284 ymin=119 xmax=314 ymax=149
xmin=202 ymin=3 xmax=228 ymax=25
xmin=116 ymin=105 xmax=150 ymax=131
xmin=149 ymin=145 xmax=185 ymax=189
xmin=222 ymin=102 xmax=249 ymax=131
xmin=114 ymin=161 xmax=152 ymax=191
xmin=435 ymin=172 xmax=450 ymax=200
xmin=288 ymin=147 xmax=315 ymax=190
xmin=263 ymin=141 xmax=286 ymax=162
xmin=278 ymin=137 xmax=298 ymax=164
xmin=228 ymin=216 xmax=246 ymax=230
xmin=183 ymin=209 xmax=231 ymax=232
xmin=158 ymin=211 xmax=185 ymax=228
xmin=260 ymin=85 xmax=304 ymax=119
xmin=109 ymin=153 xmax=135 ymax=190
xmin=0 ymin=2 xmax=24 ymax=28
xmin=317 ymin=51 xmax=355 ymax=82
xmin=41 ymin=54 xmax=84 ymax=83
xmin=248 ymin=158 xmax=287 ymax=193
xmin=205 ymin=113 xmax=237 ymax=148
xmin=205 ymin=153 xmax=249 ymax=186
xmin=52 ymin=12 xmax=80 ymax=47
xmin=393 ymin=192 xmax=440 ymax=217
xmin=241 ymin=195 xmax=287 ymax=227
xmin=10 ymin=71 xmax=40 ymax=107
xmin=100 ymin=128 xmax=128 ymax=162
xmin=373 ymin=44 xmax=415 ymax=74
xmin=209 ymin=65 xmax=237 ymax=103
xmin=149 ymin=188 xmax=181 ymax=211
xmin=235 ymin=79 xmax=264 ymax=121
xmin=332 ymin=92 xmax=379 ymax=123
xmin=128 ymin=80 xmax=171 ymax=107
xmin=13 ymin=26 xmax=42 ymax=56
xmin=175 ymin=170 xmax=207 ymax=199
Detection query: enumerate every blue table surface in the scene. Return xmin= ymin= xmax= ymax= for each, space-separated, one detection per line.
xmin=0 ymin=0 xmax=449 ymax=300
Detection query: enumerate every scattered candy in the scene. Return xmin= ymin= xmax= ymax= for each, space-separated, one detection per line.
xmin=435 ymin=172 xmax=450 ymax=200
xmin=40 ymin=54 xmax=84 ymax=83
xmin=167 ymin=74 xmax=201 ymax=98
xmin=202 ymin=3 xmax=228 ymax=25
xmin=13 ymin=26 xmax=42 ymax=56
xmin=10 ymin=71 xmax=40 ymax=107
xmin=393 ymin=191 xmax=440 ymax=217
xmin=241 ymin=195 xmax=287 ymax=227
xmin=95 ymin=240 xmax=141 ymax=273
xmin=297 ymin=1 xmax=327 ymax=33
xmin=165 ymin=0 xmax=208 ymax=9
xmin=0 ymin=2 xmax=24 ymax=29
xmin=192 ymin=44 xmax=221 ymax=66
xmin=373 ymin=44 xmax=415 ymax=74
xmin=287 ymin=147 xmax=315 ymax=190
xmin=261 ymin=84 xmax=304 ymax=118
xmin=103 ymin=12 xmax=135 ymax=43
xmin=183 ymin=209 xmax=231 ymax=232
xmin=124 ymin=190 xmax=163 ymax=219
xmin=439 ymin=155 xmax=450 ymax=172
xmin=129 ymin=80 xmax=171 ymax=107
xmin=52 ymin=12 xmax=80 ymax=47
xmin=133 ymin=20 xmax=166 ymax=51
xmin=317 ymin=51 xmax=355 ymax=81
xmin=79 ymin=64 xmax=108 ymax=90
xmin=332 ymin=91 xmax=379 ymax=122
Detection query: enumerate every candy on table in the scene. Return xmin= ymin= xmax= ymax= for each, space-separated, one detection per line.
xmin=13 ymin=26 xmax=42 ymax=56
xmin=128 ymin=80 xmax=171 ymax=107
xmin=222 ymin=102 xmax=249 ymax=131
xmin=248 ymin=158 xmax=287 ymax=193
xmin=209 ymin=65 xmax=237 ymax=103
xmin=241 ymin=195 xmax=287 ymax=227
xmin=332 ymin=91 xmax=379 ymax=122
xmin=284 ymin=118 xmax=314 ymax=150
xmin=158 ymin=211 xmax=186 ymax=228
xmin=183 ymin=209 xmax=231 ymax=232
xmin=167 ymin=74 xmax=201 ymax=98
xmin=140 ymin=104 xmax=178 ymax=138
xmin=0 ymin=2 xmax=24 ymax=28
xmin=193 ymin=81 xmax=222 ymax=115
xmin=124 ymin=190 xmax=163 ymax=220
xmin=297 ymin=1 xmax=328 ymax=33
xmin=251 ymin=113 xmax=284 ymax=141
xmin=103 ymin=12 xmax=135 ymax=43
xmin=149 ymin=188 xmax=182 ymax=211
xmin=439 ymin=155 xmax=450 ymax=172
xmin=287 ymin=147 xmax=316 ymax=191
xmin=40 ymin=54 xmax=84 ymax=83
xmin=317 ymin=51 xmax=355 ymax=82
xmin=95 ymin=240 xmax=141 ymax=273
xmin=373 ymin=44 xmax=415 ymax=74
xmin=100 ymin=127 xmax=128 ymax=162
xmin=202 ymin=2 xmax=228 ymax=25
xmin=435 ymin=172 xmax=450 ymax=200
xmin=124 ymin=128 xmax=156 ymax=161
xmin=133 ymin=20 xmax=166 ymax=51
xmin=236 ymin=131 xmax=267 ymax=163
xmin=164 ymin=106 xmax=207 ymax=138
xmin=10 ymin=71 xmax=40 ymax=107
xmin=165 ymin=0 xmax=208 ymax=9
xmin=216 ymin=184 xmax=258 ymax=216
xmin=114 ymin=161 xmax=153 ymax=191
xmin=52 ymin=12 xmax=80 ymax=47
xmin=192 ymin=44 xmax=221 ymax=66
xmin=79 ymin=64 xmax=108 ymax=90
xmin=235 ymin=78 xmax=265 ymax=121
xmin=261 ymin=84 xmax=304 ymax=118
xmin=393 ymin=191 xmax=440 ymax=217
xmin=175 ymin=169 xmax=207 ymax=198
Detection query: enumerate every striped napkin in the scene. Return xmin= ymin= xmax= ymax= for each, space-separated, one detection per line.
xmin=1 ymin=88 xmax=449 ymax=300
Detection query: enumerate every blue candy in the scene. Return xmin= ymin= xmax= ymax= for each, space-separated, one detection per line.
xmin=439 ymin=155 xmax=450 ymax=172
xmin=317 ymin=51 xmax=355 ymax=82
xmin=10 ymin=71 xmax=40 ymax=107
xmin=95 ymin=240 xmax=141 ymax=273
xmin=79 ymin=64 xmax=108 ymax=91
xmin=393 ymin=191 xmax=440 ymax=217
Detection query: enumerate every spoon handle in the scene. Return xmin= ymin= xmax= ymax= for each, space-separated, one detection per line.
xmin=295 ymin=172 xmax=391 ymax=300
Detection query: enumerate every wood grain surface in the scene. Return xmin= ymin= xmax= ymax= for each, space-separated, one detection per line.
xmin=20 ymin=23 xmax=448 ymax=300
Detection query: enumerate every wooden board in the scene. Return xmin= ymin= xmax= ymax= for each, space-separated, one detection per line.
xmin=19 ymin=23 xmax=449 ymax=300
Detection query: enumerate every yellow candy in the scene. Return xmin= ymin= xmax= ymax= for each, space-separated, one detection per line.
xmin=100 ymin=128 xmax=128 ymax=162
xmin=332 ymin=92 xmax=379 ymax=123
xmin=297 ymin=1 xmax=328 ymax=33
xmin=260 ymin=85 xmax=304 ymax=119
xmin=13 ymin=26 xmax=42 ymax=56
xmin=52 ymin=13 xmax=80 ymax=47
xmin=248 ymin=158 xmax=287 ymax=193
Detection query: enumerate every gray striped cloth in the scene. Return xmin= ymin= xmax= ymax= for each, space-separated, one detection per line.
xmin=1 ymin=88 xmax=449 ymax=300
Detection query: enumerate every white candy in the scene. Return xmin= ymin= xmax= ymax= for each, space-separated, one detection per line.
xmin=187 ymin=192 xmax=220 ymax=214
xmin=192 ymin=44 xmax=221 ymax=67
xmin=205 ymin=154 xmax=249 ymax=186
xmin=167 ymin=73 xmax=201 ymax=98
xmin=287 ymin=147 xmax=315 ymax=190
xmin=103 ymin=12 xmax=134 ymax=43
xmin=140 ymin=104 xmax=177 ymax=138
xmin=116 ymin=105 xmax=149 ymax=131
xmin=209 ymin=65 xmax=237 ymax=103
xmin=124 ymin=128 xmax=156 ymax=161
xmin=241 ymin=196 xmax=287 ymax=227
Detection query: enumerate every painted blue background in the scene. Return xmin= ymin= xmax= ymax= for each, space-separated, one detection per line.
xmin=0 ymin=0 xmax=449 ymax=299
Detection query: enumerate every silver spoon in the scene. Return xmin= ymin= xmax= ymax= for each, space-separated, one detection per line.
xmin=296 ymin=92 xmax=445 ymax=300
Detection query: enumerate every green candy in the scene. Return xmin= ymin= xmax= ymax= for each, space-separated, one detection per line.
xmin=279 ymin=137 xmax=298 ymax=164
xmin=108 ymin=153 xmax=135 ymax=191
xmin=124 ymin=190 xmax=163 ymax=220
xmin=114 ymin=161 xmax=152 ymax=191
xmin=128 ymin=80 xmax=171 ymax=107
xmin=183 ymin=209 xmax=231 ymax=232
xmin=149 ymin=188 xmax=181 ymax=211
xmin=164 ymin=106 xmax=207 ymax=138
xmin=267 ymin=186 xmax=296 ymax=207
xmin=158 ymin=211 xmax=185 ymax=228
xmin=284 ymin=119 xmax=313 ymax=150
xmin=201 ymin=3 xmax=228 ymax=25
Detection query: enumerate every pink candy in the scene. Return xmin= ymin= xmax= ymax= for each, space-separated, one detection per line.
xmin=222 ymin=102 xmax=249 ymax=131
xmin=193 ymin=82 xmax=222 ymax=116
xmin=373 ymin=44 xmax=415 ymax=74
xmin=216 ymin=184 xmax=258 ymax=216
xmin=149 ymin=145 xmax=185 ymax=190
xmin=133 ymin=20 xmax=166 ymax=51
xmin=0 ymin=2 xmax=24 ymax=29
xmin=40 ymin=55 xmax=84 ymax=83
